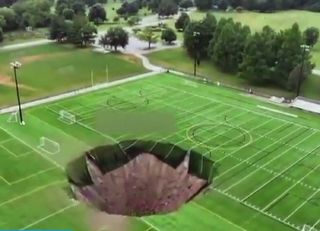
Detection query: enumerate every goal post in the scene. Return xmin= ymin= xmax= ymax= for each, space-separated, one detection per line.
xmin=58 ymin=110 xmax=76 ymax=125
xmin=7 ymin=111 xmax=18 ymax=123
xmin=38 ymin=137 xmax=60 ymax=155
xmin=302 ymin=225 xmax=319 ymax=231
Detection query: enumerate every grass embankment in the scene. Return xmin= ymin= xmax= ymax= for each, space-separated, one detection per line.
xmin=147 ymin=48 xmax=320 ymax=99
xmin=0 ymin=43 xmax=147 ymax=107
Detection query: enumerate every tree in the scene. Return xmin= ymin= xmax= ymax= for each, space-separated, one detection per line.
xmin=274 ymin=23 xmax=312 ymax=89
xmin=49 ymin=15 xmax=71 ymax=42
xmin=117 ymin=1 xmax=139 ymax=15
xmin=99 ymin=27 xmax=129 ymax=50
xmin=137 ymin=27 xmax=159 ymax=49
xmin=158 ymin=0 xmax=178 ymax=17
xmin=195 ymin=0 xmax=213 ymax=10
xmin=303 ymin=27 xmax=319 ymax=47
xmin=72 ymin=1 xmax=86 ymax=15
xmin=63 ymin=8 xmax=75 ymax=20
xmin=240 ymin=26 xmax=277 ymax=84
xmin=161 ymin=27 xmax=177 ymax=44
xmin=180 ymin=0 xmax=193 ymax=9
xmin=184 ymin=19 xmax=215 ymax=59
xmin=0 ymin=7 xmax=18 ymax=30
xmin=287 ymin=61 xmax=313 ymax=91
xmin=127 ymin=16 xmax=140 ymax=26
xmin=175 ymin=12 xmax=190 ymax=31
xmin=212 ymin=21 xmax=250 ymax=72
xmin=0 ymin=27 xmax=3 ymax=43
xmin=89 ymin=3 xmax=107 ymax=24
xmin=68 ymin=15 xmax=97 ymax=47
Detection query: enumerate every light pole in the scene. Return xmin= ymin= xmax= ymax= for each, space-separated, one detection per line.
xmin=296 ymin=44 xmax=310 ymax=97
xmin=10 ymin=61 xmax=25 ymax=125
xmin=193 ymin=31 xmax=200 ymax=76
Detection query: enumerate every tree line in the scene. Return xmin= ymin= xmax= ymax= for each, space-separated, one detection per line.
xmin=194 ymin=0 xmax=320 ymax=12
xmin=180 ymin=13 xmax=318 ymax=91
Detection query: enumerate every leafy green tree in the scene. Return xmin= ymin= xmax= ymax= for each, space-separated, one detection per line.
xmin=161 ymin=27 xmax=177 ymax=44
xmin=99 ymin=27 xmax=129 ymax=50
xmin=179 ymin=0 xmax=193 ymax=9
xmin=274 ymin=23 xmax=306 ymax=88
xmin=175 ymin=12 xmax=190 ymax=31
xmin=137 ymin=27 xmax=159 ymax=49
xmin=195 ymin=0 xmax=213 ymax=10
xmin=287 ymin=61 xmax=314 ymax=91
xmin=68 ymin=15 xmax=97 ymax=47
xmin=212 ymin=21 xmax=250 ymax=72
xmin=63 ymin=8 xmax=75 ymax=20
xmin=0 ymin=7 xmax=18 ymax=30
xmin=240 ymin=26 xmax=277 ymax=84
xmin=0 ymin=27 xmax=3 ymax=43
xmin=303 ymin=27 xmax=319 ymax=47
xmin=72 ymin=1 xmax=86 ymax=15
xmin=184 ymin=19 xmax=215 ymax=59
xmin=158 ymin=0 xmax=178 ymax=17
xmin=49 ymin=15 xmax=71 ymax=42
xmin=89 ymin=3 xmax=107 ymax=24
xmin=127 ymin=15 xmax=140 ymax=26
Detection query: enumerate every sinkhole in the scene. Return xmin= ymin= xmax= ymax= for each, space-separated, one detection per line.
xmin=65 ymin=140 xmax=215 ymax=217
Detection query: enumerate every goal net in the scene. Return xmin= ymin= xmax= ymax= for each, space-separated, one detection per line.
xmin=302 ymin=225 xmax=319 ymax=231
xmin=7 ymin=111 xmax=18 ymax=123
xmin=38 ymin=137 xmax=60 ymax=155
xmin=59 ymin=110 xmax=76 ymax=125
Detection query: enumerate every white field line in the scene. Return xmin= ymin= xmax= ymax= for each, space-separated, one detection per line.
xmin=213 ymin=119 xmax=280 ymax=163
xmin=223 ymin=130 xmax=316 ymax=193
xmin=0 ymin=126 xmax=63 ymax=170
xmin=310 ymin=219 xmax=320 ymax=230
xmin=0 ymin=71 xmax=160 ymax=114
xmin=0 ymin=144 xmax=20 ymax=157
xmin=20 ymin=201 xmax=79 ymax=230
xmin=155 ymin=82 xmax=317 ymax=133
xmin=148 ymin=105 xmax=235 ymax=155
xmin=0 ymin=180 xmax=65 ymax=207
xmin=228 ymin=153 xmax=318 ymax=192
xmin=139 ymin=218 xmax=161 ymax=231
xmin=213 ymin=187 xmax=300 ymax=231
xmin=215 ymin=126 xmax=301 ymax=180
xmin=262 ymin=156 xmax=320 ymax=211
xmin=284 ymin=187 xmax=320 ymax=221
xmin=0 ymin=138 xmax=13 ymax=144
xmin=240 ymin=141 xmax=319 ymax=201
xmin=10 ymin=167 xmax=57 ymax=185
xmin=257 ymin=105 xmax=298 ymax=118
xmin=191 ymin=201 xmax=247 ymax=231
xmin=0 ymin=176 xmax=11 ymax=185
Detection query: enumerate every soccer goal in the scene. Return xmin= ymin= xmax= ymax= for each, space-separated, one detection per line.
xmin=302 ymin=225 xmax=319 ymax=231
xmin=58 ymin=110 xmax=76 ymax=125
xmin=7 ymin=111 xmax=18 ymax=123
xmin=38 ymin=137 xmax=60 ymax=155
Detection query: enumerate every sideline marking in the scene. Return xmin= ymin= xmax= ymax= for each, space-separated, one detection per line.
xmin=257 ymin=105 xmax=298 ymax=118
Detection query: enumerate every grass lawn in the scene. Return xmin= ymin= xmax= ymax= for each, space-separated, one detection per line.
xmin=0 ymin=72 xmax=319 ymax=231
xmin=0 ymin=44 xmax=147 ymax=107
xmin=147 ymin=48 xmax=320 ymax=99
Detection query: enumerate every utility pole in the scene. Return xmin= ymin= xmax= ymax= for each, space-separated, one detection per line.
xmin=296 ymin=44 xmax=310 ymax=97
xmin=193 ymin=31 xmax=200 ymax=76
xmin=10 ymin=61 xmax=25 ymax=125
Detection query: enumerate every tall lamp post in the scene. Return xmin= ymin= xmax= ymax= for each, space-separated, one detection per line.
xmin=10 ymin=61 xmax=25 ymax=126
xmin=296 ymin=44 xmax=310 ymax=97
xmin=193 ymin=31 xmax=200 ymax=76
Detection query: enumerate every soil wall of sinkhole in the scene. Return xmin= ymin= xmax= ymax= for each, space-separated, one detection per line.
xmin=66 ymin=140 xmax=215 ymax=217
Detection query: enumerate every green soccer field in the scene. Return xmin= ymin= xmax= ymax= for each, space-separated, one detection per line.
xmin=0 ymin=72 xmax=319 ymax=231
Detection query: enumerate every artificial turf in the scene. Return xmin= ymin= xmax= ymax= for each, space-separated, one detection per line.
xmin=0 ymin=72 xmax=319 ymax=231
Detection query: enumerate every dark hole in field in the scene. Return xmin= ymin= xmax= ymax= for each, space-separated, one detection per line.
xmin=66 ymin=140 xmax=216 ymax=217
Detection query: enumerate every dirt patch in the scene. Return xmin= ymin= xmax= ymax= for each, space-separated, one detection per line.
xmin=120 ymin=54 xmax=142 ymax=64
xmin=0 ymin=75 xmax=35 ymax=91
xmin=19 ymin=52 xmax=67 ymax=65
xmin=71 ymin=152 xmax=207 ymax=217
